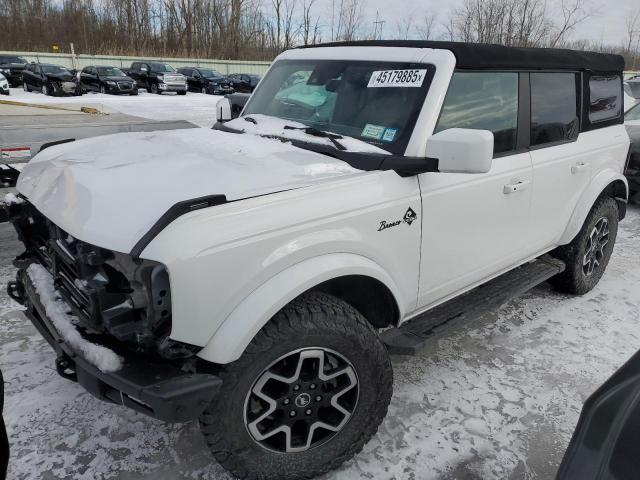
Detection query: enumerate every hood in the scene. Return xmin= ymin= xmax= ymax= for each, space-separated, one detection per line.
xmin=101 ymin=75 xmax=133 ymax=82
xmin=17 ymin=128 xmax=362 ymax=254
xmin=46 ymin=72 xmax=75 ymax=82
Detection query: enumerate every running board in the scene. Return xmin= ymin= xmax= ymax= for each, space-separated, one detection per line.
xmin=381 ymin=255 xmax=566 ymax=355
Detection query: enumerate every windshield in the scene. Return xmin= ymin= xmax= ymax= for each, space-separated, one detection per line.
xmin=199 ymin=69 xmax=221 ymax=78
xmin=0 ymin=56 xmax=27 ymax=64
xmin=97 ymin=67 xmax=125 ymax=77
xmin=151 ymin=63 xmax=175 ymax=73
xmin=242 ymin=60 xmax=435 ymax=154
xmin=42 ymin=65 xmax=70 ymax=75
xmin=627 ymin=103 xmax=640 ymax=121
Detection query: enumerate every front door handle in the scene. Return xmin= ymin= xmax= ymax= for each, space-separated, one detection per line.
xmin=571 ymin=162 xmax=590 ymax=174
xmin=503 ymin=179 xmax=530 ymax=195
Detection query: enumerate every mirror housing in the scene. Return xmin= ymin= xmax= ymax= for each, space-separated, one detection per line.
xmin=426 ymin=128 xmax=494 ymax=174
xmin=216 ymin=97 xmax=233 ymax=123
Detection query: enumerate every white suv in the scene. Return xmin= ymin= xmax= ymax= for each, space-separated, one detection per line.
xmin=4 ymin=41 xmax=630 ymax=479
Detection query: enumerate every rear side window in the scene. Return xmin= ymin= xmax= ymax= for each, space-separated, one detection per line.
xmin=589 ymin=75 xmax=622 ymax=123
xmin=435 ymin=72 xmax=519 ymax=155
xmin=530 ymin=73 xmax=579 ymax=146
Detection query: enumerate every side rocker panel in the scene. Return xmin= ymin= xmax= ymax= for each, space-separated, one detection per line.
xmin=558 ymin=170 xmax=628 ymax=245
xmin=197 ymin=254 xmax=403 ymax=364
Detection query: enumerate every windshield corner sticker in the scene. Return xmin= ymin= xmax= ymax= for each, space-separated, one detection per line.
xmin=382 ymin=128 xmax=398 ymax=142
xmin=362 ymin=124 xmax=385 ymax=140
xmin=378 ymin=207 xmax=418 ymax=232
xmin=368 ymin=69 xmax=427 ymax=88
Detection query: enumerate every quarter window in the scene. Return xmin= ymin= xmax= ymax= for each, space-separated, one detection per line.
xmin=530 ymin=73 xmax=579 ymax=146
xmin=589 ymin=75 xmax=622 ymax=123
xmin=435 ymin=72 xmax=519 ymax=155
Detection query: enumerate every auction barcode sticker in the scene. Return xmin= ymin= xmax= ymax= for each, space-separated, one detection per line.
xmin=368 ymin=69 xmax=427 ymax=88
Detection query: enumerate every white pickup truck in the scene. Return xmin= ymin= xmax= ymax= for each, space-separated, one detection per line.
xmin=4 ymin=41 xmax=630 ymax=479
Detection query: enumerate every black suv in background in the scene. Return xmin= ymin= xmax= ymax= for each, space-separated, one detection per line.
xmin=0 ymin=55 xmax=28 ymax=87
xmin=79 ymin=65 xmax=138 ymax=95
xmin=177 ymin=67 xmax=234 ymax=95
xmin=22 ymin=63 xmax=81 ymax=96
xmin=125 ymin=61 xmax=187 ymax=95
xmin=625 ymin=102 xmax=640 ymax=204
xmin=227 ymin=73 xmax=261 ymax=93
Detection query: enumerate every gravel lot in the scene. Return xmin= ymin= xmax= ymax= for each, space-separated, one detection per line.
xmin=1 ymin=207 xmax=639 ymax=479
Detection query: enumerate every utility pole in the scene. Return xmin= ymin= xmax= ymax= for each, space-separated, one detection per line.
xmin=373 ymin=11 xmax=385 ymax=40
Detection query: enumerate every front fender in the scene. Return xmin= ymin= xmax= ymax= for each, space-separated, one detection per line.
xmin=558 ymin=169 xmax=628 ymax=245
xmin=197 ymin=253 xmax=403 ymax=364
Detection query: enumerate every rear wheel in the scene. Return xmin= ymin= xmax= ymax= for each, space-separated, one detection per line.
xmin=550 ymin=196 xmax=618 ymax=295
xmin=100 ymin=85 xmax=106 ymax=94
xmin=200 ymin=292 xmax=393 ymax=480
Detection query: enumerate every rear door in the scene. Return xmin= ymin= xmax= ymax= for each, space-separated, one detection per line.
xmin=417 ymin=71 xmax=534 ymax=307
xmin=528 ymin=72 xmax=590 ymax=251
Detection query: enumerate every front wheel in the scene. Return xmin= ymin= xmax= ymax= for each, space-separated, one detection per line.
xmin=100 ymin=85 xmax=106 ymax=94
xmin=41 ymin=84 xmax=50 ymax=96
xmin=151 ymin=84 xmax=160 ymax=94
xmin=550 ymin=196 xmax=618 ymax=295
xmin=23 ymin=82 xmax=29 ymax=92
xmin=200 ymin=292 xmax=393 ymax=480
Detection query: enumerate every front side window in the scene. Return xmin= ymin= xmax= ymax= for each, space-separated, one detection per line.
xmin=530 ymin=73 xmax=579 ymax=146
xmin=243 ymin=60 xmax=435 ymax=154
xmin=435 ymin=72 xmax=519 ymax=155
xmin=589 ymin=75 xmax=622 ymax=123
xmin=626 ymin=103 xmax=640 ymax=121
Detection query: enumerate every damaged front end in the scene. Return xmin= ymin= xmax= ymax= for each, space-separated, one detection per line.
xmin=6 ymin=198 xmax=194 ymax=360
xmin=4 ymin=197 xmax=222 ymax=422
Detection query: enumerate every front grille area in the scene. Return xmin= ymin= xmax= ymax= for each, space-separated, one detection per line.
xmin=117 ymin=81 xmax=133 ymax=90
xmin=9 ymin=201 xmax=173 ymax=351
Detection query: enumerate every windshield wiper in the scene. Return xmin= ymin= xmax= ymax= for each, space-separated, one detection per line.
xmin=284 ymin=125 xmax=347 ymax=151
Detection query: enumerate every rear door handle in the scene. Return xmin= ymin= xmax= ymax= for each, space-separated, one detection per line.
xmin=503 ymin=180 xmax=530 ymax=195
xmin=571 ymin=162 xmax=590 ymax=174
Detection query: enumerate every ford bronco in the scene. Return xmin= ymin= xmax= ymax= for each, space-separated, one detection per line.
xmin=3 ymin=41 xmax=630 ymax=479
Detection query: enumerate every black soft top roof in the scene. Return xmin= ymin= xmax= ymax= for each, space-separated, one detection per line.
xmin=298 ymin=40 xmax=625 ymax=72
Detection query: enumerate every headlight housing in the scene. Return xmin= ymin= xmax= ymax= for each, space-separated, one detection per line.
xmin=106 ymin=81 xmax=116 ymax=86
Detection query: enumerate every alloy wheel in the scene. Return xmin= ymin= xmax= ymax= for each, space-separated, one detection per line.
xmin=201 ymin=87 xmax=207 ymax=94
xmin=41 ymin=85 xmax=48 ymax=95
xmin=244 ymin=348 xmax=359 ymax=453
xmin=583 ymin=217 xmax=609 ymax=276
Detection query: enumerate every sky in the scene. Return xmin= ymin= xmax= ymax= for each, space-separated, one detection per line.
xmin=340 ymin=0 xmax=638 ymax=47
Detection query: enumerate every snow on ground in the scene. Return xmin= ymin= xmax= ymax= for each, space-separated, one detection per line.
xmin=7 ymin=87 xmax=223 ymax=128
xmin=0 ymin=207 xmax=639 ymax=479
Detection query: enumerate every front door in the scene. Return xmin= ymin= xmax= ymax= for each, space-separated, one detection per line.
xmin=416 ymin=71 xmax=534 ymax=309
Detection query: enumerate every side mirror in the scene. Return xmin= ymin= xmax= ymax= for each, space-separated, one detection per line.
xmin=426 ymin=128 xmax=494 ymax=174
xmin=216 ymin=97 xmax=233 ymax=123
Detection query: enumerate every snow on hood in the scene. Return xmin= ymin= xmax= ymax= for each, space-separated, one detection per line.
xmin=17 ymin=128 xmax=362 ymax=254
xmin=225 ymin=114 xmax=390 ymax=154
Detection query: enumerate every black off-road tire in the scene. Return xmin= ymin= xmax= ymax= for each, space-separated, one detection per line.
xmin=550 ymin=196 xmax=618 ymax=295
xmin=199 ymin=292 xmax=393 ymax=480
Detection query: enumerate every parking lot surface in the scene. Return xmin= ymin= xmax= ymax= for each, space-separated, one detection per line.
xmin=1 ymin=206 xmax=639 ymax=479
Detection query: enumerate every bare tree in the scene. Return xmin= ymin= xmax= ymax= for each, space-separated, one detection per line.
xmin=548 ymin=0 xmax=592 ymax=48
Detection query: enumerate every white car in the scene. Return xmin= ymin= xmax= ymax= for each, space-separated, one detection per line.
xmin=0 ymin=72 xmax=9 ymax=95
xmin=3 ymin=41 xmax=630 ymax=479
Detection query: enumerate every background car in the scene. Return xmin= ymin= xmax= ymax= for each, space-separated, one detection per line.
xmin=79 ymin=65 xmax=137 ymax=95
xmin=22 ymin=63 xmax=81 ymax=96
xmin=227 ymin=73 xmax=261 ymax=93
xmin=624 ymin=102 xmax=640 ymax=204
xmin=125 ymin=61 xmax=187 ymax=95
xmin=177 ymin=67 xmax=234 ymax=95
xmin=0 ymin=54 xmax=28 ymax=87
xmin=0 ymin=73 xmax=9 ymax=95
xmin=626 ymin=75 xmax=640 ymax=99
